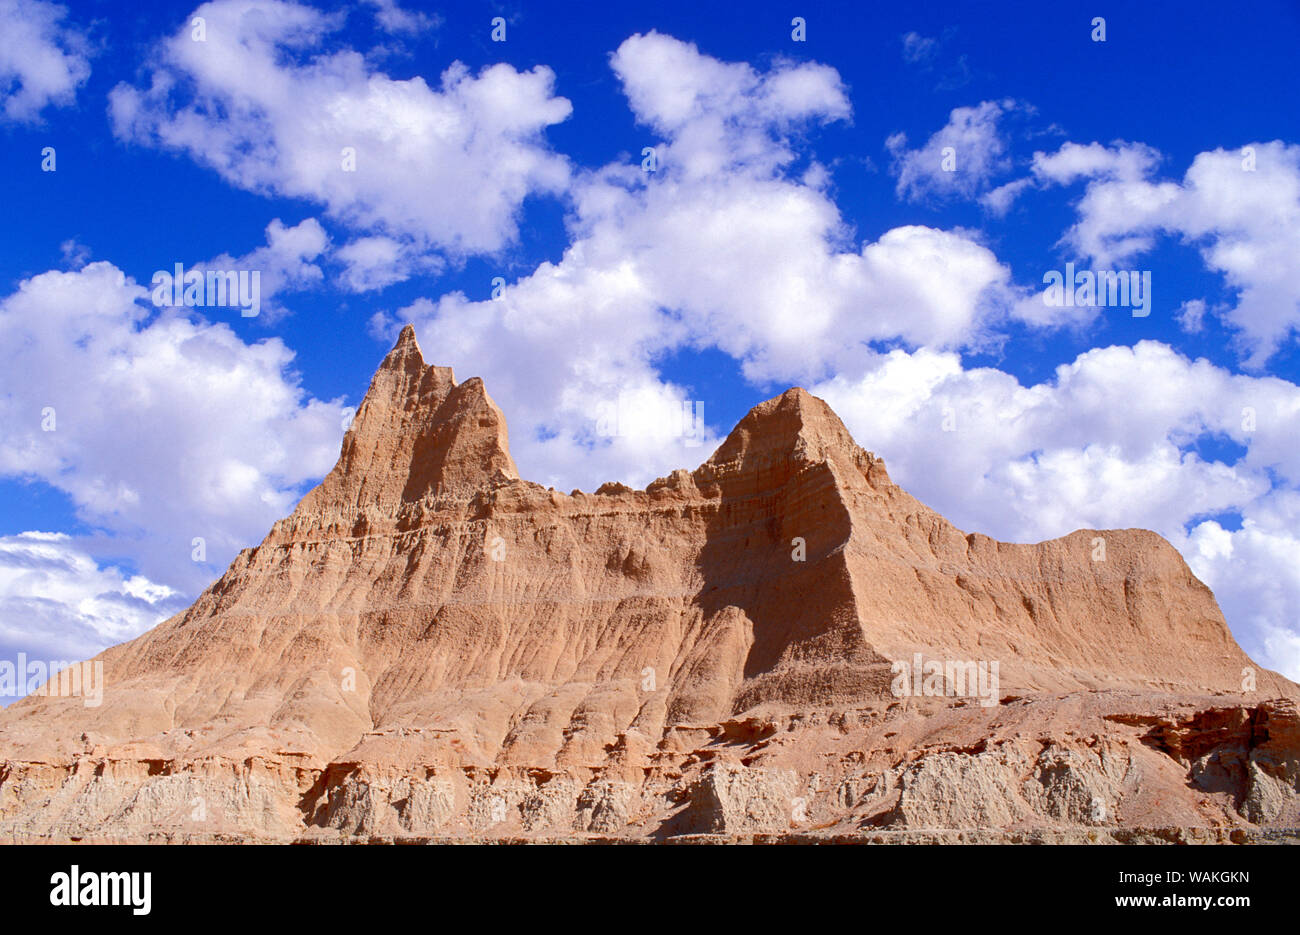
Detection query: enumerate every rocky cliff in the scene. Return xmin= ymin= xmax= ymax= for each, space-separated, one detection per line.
xmin=1 ymin=325 xmax=1296 ymax=843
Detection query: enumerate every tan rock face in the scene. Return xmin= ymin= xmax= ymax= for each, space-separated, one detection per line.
xmin=1 ymin=327 xmax=1296 ymax=842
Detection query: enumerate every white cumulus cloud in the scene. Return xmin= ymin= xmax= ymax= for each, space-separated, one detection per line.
xmin=1040 ymin=140 xmax=1300 ymax=366
xmin=109 ymin=0 xmax=572 ymax=276
xmin=0 ymin=0 xmax=91 ymax=122
xmin=0 ymin=532 xmax=185 ymax=676
xmin=0 ymin=261 xmax=350 ymax=593
xmin=887 ymin=99 xmax=1024 ymax=203
xmin=375 ymin=34 xmax=1015 ymax=493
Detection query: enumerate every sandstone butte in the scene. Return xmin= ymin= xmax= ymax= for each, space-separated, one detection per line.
xmin=1 ymin=325 xmax=1297 ymax=844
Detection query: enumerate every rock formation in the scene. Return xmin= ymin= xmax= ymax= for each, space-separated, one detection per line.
xmin=1 ymin=325 xmax=1296 ymax=843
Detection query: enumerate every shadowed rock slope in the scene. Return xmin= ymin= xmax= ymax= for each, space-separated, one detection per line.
xmin=1 ymin=326 xmax=1296 ymax=842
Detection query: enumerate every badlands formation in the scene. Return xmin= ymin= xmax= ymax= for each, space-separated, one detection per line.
xmin=1 ymin=326 xmax=1297 ymax=843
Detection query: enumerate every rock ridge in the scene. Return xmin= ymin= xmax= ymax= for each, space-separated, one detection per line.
xmin=1 ymin=325 xmax=1296 ymax=842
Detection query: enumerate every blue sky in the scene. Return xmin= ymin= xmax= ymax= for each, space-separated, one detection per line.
xmin=2 ymin=0 xmax=1300 ymax=687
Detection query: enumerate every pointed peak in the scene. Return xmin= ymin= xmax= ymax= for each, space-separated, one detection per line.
xmin=379 ymin=323 xmax=429 ymax=374
xmin=769 ymin=386 xmax=821 ymax=412
xmin=292 ymin=335 xmax=515 ymax=516
xmin=395 ymin=323 xmax=418 ymax=348
xmin=701 ymin=386 xmax=864 ymax=475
